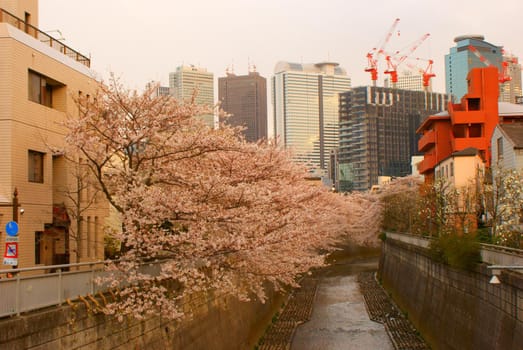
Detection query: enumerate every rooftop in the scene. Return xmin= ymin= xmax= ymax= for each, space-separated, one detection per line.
xmin=0 ymin=8 xmax=90 ymax=67
xmin=499 ymin=123 xmax=523 ymax=149
xmin=274 ymin=61 xmax=348 ymax=76
xmin=452 ymin=147 xmax=480 ymax=157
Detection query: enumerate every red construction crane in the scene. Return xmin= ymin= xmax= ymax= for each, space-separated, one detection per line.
xmin=404 ymin=57 xmax=436 ymax=89
xmin=468 ymin=45 xmax=512 ymax=84
xmin=365 ymin=18 xmax=400 ymax=86
xmin=384 ymin=33 xmax=430 ymax=87
xmin=421 ymin=59 xmax=436 ymax=88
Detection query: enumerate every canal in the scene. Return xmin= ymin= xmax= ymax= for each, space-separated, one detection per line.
xmin=290 ymin=245 xmax=394 ymax=349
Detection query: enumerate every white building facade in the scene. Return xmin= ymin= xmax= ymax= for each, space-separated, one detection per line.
xmin=271 ymin=61 xmax=351 ymax=177
xmin=169 ymin=65 xmax=215 ymax=128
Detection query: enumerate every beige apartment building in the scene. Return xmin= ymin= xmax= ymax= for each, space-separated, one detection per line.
xmin=0 ymin=0 xmax=109 ymax=269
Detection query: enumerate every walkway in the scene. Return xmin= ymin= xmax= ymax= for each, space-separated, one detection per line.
xmin=256 ymin=257 xmax=429 ymax=350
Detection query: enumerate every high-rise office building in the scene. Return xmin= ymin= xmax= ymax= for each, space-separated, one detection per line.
xmin=338 ymin=87 xmax=449 ymax=191
xmin=272 ymin=61 xmax=351 ymax=177
xmin=156 ymin=86 xmax=170 ymax=97
xmin=385 ymin=71 xmax=428 ymax=92
xmin=445 ymin=35 xmax=502 ymax=101
xmin=169 ymin=65 xmax=214 ymax=128
xmin=218 ymin=70 xmax=267 ymax=142
xmin=500 ymin=54 xmax=522 ymax=104
xmin=146 ymin=81 xmax=170 ymax=97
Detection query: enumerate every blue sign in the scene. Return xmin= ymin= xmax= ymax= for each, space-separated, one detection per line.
xmin=5 ymin=221 xmax=19 ymax=236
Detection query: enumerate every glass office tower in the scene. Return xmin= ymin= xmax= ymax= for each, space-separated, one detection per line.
xmin=445 ymin=35 xmax=502 ymax=101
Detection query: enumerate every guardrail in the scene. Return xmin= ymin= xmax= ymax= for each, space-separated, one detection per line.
xmin=0 ymin=8 xmax=91 ymax=67
xmin=385 ymin=231 xmax=523 ymax=272
xmin=0 ymin=260 xmax=162 ymax=318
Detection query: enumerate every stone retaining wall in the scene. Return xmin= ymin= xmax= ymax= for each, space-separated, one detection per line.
xmin=379 ymin=238 xmax=523 ymax=350
xmin=0 ymin=289 xmax=284 ymax=349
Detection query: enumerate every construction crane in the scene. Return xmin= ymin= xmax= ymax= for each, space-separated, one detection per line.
xmin=365 ymin=18 xmax=400 ymax=86
xmin=420 ymin=59 xmax=436 ymax=89
xmin=468 ymin=45 xmax=511 ymax=83
xmin=384 ymin=33 xmax=430 ymax=87
xmin=403 ymin=57 xmax=436 ymax=90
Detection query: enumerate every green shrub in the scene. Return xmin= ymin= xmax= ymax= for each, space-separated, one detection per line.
xmin=428 ymin=234 xmax=481 ymax=271
xmin=475 ymin=227 xmax=493 ymax=244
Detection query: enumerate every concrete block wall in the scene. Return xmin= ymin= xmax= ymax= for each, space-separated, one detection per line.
xmin=379 ymin=238 xmax=523 ymax=350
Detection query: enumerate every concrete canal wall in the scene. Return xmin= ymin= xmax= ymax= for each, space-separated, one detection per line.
xmin=0 ymin=288 xmax=284 ymax=349
xmin=379 ymin=237 xmax=523 ymax=350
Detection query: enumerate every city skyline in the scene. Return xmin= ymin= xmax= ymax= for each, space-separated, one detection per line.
xmin=39 ymin=0 xmax=523 ymax=97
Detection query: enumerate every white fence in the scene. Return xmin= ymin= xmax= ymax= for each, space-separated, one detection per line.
xmin=0 ymin=260 xmax=162 ymax=318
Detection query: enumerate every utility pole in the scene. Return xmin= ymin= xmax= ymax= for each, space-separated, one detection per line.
xmin=0 ymin=188 xmax=21 ymax=222
xmin=0 ymin=188 xmax=21 ymax=270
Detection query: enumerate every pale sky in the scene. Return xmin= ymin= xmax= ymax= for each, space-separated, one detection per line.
xmin=40 ymin=0 xmax=523 ymax=96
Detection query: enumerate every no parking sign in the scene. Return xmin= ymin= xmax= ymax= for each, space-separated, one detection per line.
xmin=4 ymin=221 xmax=19 ymax=265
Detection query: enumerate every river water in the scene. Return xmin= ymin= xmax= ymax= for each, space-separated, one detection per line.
xmin=290 ymin=245 xmax=394 ymax=350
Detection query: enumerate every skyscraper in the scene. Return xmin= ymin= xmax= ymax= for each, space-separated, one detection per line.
xmin=272 ymin=61 xmax=351 ymax=177
xmin=218 ymin=70 xmax=267 ymax=142
xmin=385 ymin=71 xmax=428 ymax=92
xmin=500 ymin=53 xmax=522 ymax=104
xmin=169 ymin=65 xmax=214 ymax=128
xmin=445 ymin=35 xmax=502 ymax=101
xmin=338 ymin=87 xmax=449 ymax=191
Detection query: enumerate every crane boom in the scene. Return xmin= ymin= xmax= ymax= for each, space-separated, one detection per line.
xmin=468 ymin=45 xmax=512 ymax=83
xmin=384 ymin=33 xmax=430 ymax=86
xmin=365 ymin=18 xmax=400 ymax=85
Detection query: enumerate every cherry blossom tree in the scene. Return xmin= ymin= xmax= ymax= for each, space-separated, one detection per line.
xmin=486 ymin=167 xmax=523 ymax=247
xmin=62 ymin=77 xmax=385 ymax=320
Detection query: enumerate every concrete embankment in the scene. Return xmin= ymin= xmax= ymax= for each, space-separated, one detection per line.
xmin=380 ymin=237 xmax=523 ymax=350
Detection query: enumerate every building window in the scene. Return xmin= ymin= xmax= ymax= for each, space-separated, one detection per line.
xmin=94 ymin=216 xmax=99 ymax=258
xmin=87 ymin=216 xmax=91 ymax=258
xmin=35 ymin=231 xmax=43 ymax=264
xmin=450 ymin=162 xmax=454 ymax=177
xmin=28 ymin=70 xmax=64 ymax=108
xmin=28 ymin=150 xmax=44 ymax=183
xmin=29 ymin=70 xmax=52 ymax=107
xmin=467 ymin=98 xmax=480 ymax=111
xmin=497 ymin=137 xmax=504 ymax=160
xmin=78 ymin=216 xmax=83 ymax=258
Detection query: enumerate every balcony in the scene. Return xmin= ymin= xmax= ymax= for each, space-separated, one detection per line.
xmin=418 ymin=129 xmax=436 ymax=152
xmin=451 ymin=110 xmax=486 ymax=125
xmin=452 ymin=137 xmax=487 ymax=151
xmin=0 ymin=8 xmax=90 ymax=67
xmin=417 ymin=153 xmax=437 ymax=174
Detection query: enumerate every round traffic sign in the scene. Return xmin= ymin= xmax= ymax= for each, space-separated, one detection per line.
xmin=5 ymin=221 xmax=19 ymax=236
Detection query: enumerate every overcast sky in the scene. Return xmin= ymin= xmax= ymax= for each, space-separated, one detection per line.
xmin=40 ymin=0 xmax=522 ymax=95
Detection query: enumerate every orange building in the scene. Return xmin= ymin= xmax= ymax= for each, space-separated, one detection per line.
xmin=417 ymin=66 xmax=523 ymax=182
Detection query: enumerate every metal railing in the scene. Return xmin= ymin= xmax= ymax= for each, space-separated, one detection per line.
xmin=0 ymin=8 xmax=91 ymax=67
xmin=0 ymin=260 xmax=162 ymax=318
